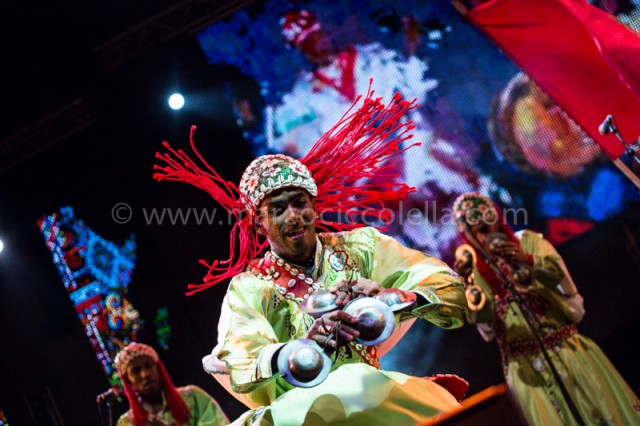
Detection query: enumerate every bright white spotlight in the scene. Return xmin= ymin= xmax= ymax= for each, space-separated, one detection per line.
xmin=168 ymin=93 xmax=185 ymax=110
xmin=0 ymin=239 xmax=4 ymax=253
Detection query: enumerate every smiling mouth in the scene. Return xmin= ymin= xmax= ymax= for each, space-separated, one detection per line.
xmin=286 ymin=228 xmax=306 ymax=240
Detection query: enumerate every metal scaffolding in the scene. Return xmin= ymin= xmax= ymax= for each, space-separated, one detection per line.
xmin=0 ymin=99 xmax=95 ymax=173
xmin=95 ymin=0 xmax=257 ymax=72
xmin=0 ymin=0 xmax=257 ymax=173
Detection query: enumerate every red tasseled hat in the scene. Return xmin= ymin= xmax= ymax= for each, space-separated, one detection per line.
xmin=280 ymin=9 xmax=321 ymax=48
xmin=452 ymin=192 xmax=520 ymax=297
xmin=154 ymin=82 xmax=420 ymax=295
xmin=115 ymin=343 xmax=190 ymax=426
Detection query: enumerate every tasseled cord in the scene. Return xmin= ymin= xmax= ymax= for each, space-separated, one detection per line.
xmin=154 ymin=81 xmax=420 ymax=295
xmin=153 ymin=126 xmax=267 ymax=296
xmin=303 ymin=83 xmax=419 ymax=232
xmin=121 ymin=358 xmax=190 ymax=426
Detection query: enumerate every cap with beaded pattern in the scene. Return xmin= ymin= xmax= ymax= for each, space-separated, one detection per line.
xmin=114 ymin=342 xmax=159 ymax=377
xmin=239 ymin=154 xmax=317 ymax=213
xmin=451 ymin=192 xmax=498 ymax=229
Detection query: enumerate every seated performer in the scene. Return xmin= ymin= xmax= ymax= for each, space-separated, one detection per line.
xmin=114 ymin=342 xmax=229 ymax=426
xmin=451 ymin=191 xmax=640 ymax=426
xmin=154 ymin=89 xmax=469 ymax=425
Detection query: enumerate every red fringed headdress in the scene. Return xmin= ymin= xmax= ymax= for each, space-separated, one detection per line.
xmin=115 ymin=343 xmax=190 ymax=426
xmin=154 ymin=83 xmax=420 ymax=295
xmin=452 ymin=192 xmax=519 ymax=296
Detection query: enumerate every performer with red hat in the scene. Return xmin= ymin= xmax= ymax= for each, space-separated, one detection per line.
xmin=155 ymin=89 xmax=469 ymax=425
xmin=265 ymin=8 xmax=504 ymax=264
xmin=114 ymin=342 xmax=229 ymax=426
xmin=451 ymin=192 xmax=640 ymax=426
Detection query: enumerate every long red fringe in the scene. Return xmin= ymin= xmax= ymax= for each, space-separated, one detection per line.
xmin=153 ymin=127 xmax=268 ymax=295
xmin=154 ymin=81 xmax=420 ymax=295
xmin=302 ymin=82 xmax=419 ymax=232
xmin=121 ymin=358 xmax=190 ymax=426
xmin=158 ymin=360 xmax=190 ymax=424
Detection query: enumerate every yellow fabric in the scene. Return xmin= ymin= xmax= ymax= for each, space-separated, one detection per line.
xmin=215 ymin=227 xmax=467 ymax=425
xmin=233 ymin=364 xmax=460 ymax=426
xmin=461 ymin=230 xmax=640 ymax=426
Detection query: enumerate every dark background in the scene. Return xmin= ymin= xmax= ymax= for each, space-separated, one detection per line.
xmin=1 ymin=1 xmax=639 ymax=425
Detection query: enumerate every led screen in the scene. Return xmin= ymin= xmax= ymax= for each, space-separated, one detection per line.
xmin=37 ymin=206 xmax=143 ymax=386
xmin=197 ymin=0 xmax=640 ymax=261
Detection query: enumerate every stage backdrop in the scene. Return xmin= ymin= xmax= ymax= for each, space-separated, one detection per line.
xmin=196 ymin=0 xmax=640 ymax=264
xmin=194 ymin=0 xmax=640 ymax=379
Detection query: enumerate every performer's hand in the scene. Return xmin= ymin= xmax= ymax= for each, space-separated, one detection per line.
xmin=332 ymin=278 xmax=383 ymax=307
xmin=496 ymin=242 xmax=527 ymax=264
xmin=351 ymin=278 xmax=383 ymax=298
xmin=306 ymin=310 xmax=359 ymax=352
xmin=453 ymin=250 xmax=473 ymax=281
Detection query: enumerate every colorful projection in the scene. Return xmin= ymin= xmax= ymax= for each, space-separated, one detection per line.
xmin=154 ymin=307 xmax=171 ymax=350
xmin=37 ymin=206 xmax=143 ymax=386
xmin=196 ymin=0 xmax=640 ymax=261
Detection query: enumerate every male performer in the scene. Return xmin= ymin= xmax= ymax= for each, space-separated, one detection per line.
xmin=115 ymin=342 xmax=228 ymax=426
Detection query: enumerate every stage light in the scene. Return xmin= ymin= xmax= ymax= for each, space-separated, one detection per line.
xmin=0 ymin=239 xmax=4 ymax=253
xmin=168 ymin=93 xmax=185 ymax=110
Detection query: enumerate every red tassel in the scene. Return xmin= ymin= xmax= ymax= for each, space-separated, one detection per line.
xmin=302 ymin=82 xmax=419 ymax=233
xmin=121 ymin=381 xmax=147 ymax=426
xmin=154 ymin=81 xmax=421 ymax=295
xmin=120 ymin=359 xmax=190 ymax=425
xmin=157 ymin=359 xmax=190 ymax=424
xmin=154 ymin=126 xmax=266 ymax=295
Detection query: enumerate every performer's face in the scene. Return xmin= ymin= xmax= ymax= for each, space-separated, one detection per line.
xmin=257 ymin=189 xmax=317 ymax=264
xmin=296 ymin=29 xmax=333 ymax=65
xmin=468 ymin=221 xmax=500 ymax=248
xmin=126 ymin=356 xmax=161 ymax=398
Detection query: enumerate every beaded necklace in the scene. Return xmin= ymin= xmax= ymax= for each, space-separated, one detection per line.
xmin=140 ymin=397 xmax=172 ymax=425
xmin=251 ymin=241 xmax=381 ymax=368
xmin=253 ymin=250 xmax=324 ymax=303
